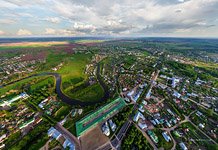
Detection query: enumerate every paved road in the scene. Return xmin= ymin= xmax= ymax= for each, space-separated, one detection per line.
xmin=168 ymin=132 xmax=176 ymax=150
xmin=55 ymin=123 xmax=81 ymax=150
xmin=96 ymin=142 xmax=112 ymax=150
xmin=110 ymin=104 xmax=139 ymax=149
xmin=111 ymin=120 xmax=132 ymax=149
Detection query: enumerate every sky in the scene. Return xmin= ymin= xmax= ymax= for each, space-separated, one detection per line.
xmin=0 ymin=0 xmax=218 ymax=37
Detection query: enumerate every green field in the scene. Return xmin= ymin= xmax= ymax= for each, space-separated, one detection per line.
xmin=56 ymin=54 xmax=92 ymax=94
xmin=38 ymin=52 xmax=95 ymax=101
xmin=75 ymin=39 xmax=105 ymax=44
xmin=76 ymin=97 xmax=126 ymax=136
xmin=0 ymin=76 xmax=54 ymax=96
xmin=70 ymin=83 xmax=104 ymax=102
xmin=0 ymin=51 xmax=103 ymax=102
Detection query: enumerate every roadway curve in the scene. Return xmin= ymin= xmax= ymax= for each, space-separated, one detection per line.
xmin=0 ymin=64 xmax=109 ymax=107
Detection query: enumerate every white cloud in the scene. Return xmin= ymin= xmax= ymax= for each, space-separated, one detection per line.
xmin=45 ymin=28 xmax=56 ymax=34
xmin=0 ymin=30 xmax=5 ymax=35
xmin=44 ymin=17 xmax=61 ymax=24
xmin=1 ymin=0 xmax=218 ymax=37
xmin=73 ymin=22 xmax=96 ymax=33
xmin=178 ymin=0 xmax=185 ymax=2
xmin=45 ymin=28 xmax=80 ymax=36
xmin=0 ymin=18 xmax=16 ymax=24
xmin=17 ymin=29 xmax=32 ymax=36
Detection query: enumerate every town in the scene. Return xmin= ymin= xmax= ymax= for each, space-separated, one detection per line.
xmin=0 ymin=37 xmax=217 ymax=150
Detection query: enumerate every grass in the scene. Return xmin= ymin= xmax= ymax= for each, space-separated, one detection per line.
xmin=76 ymin=97 xmax=126 ymax=136
xmin=153 ymin=129 xmax=173 ymax=149
xmin=122 ymin=55 xmax=136 ymax=69
xmin=30 ymin=76 xmax=54 ymax=91
xmin=54 ymin=105 xmax=71 ymax=120
xmin=57 ymin=54 xmax=92 ymax=92
xmin=0 ymin=76 xmax=53 ymax=96
xmin=122 ymin=125 xmax=153 ymax=150
xmin=70 ymin=83 xmax=104 ymax=102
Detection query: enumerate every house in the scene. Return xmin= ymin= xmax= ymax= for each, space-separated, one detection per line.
xmin=199 ymin=123 xmax=205 ymax=129
xmin=162 ymin=132 xmax=171 ymax=142
xmin=165 ymin=120 xmax=172 ymax=128
xmin=181 ymin=96 xmax=188 ymax=101
xmin=139 ymin=105 xmax=145 ymax=113
xmin=127 ymin=90 xmax=134 ymax=97
xmin=173 ymin=91 xmax=181 ymax=98
xmin=133 ymin=111 xmax=145 ymax=122
xmin=63 ymin=139 xmax=75 ymax=150
xmin=124 ymin=97 xmax=130 ymax=102
xmin=146 ymin=89 xmax=152 ymax=99
xmin=142 ymin=100 xmax=148 ymax=105
xmin=179 ymin=142 xmax=188 ymax=150
xmin=108 ymin=119 xmax=116 ymax=132
xmin=147 ymin=130 xmax=158 ymax=143
xmin=78 ymin=109 xmax=83 ymax=115
xmin=102 ymin=121 xmax=110 ymax=136
xmin=150 ymin=120 xmax=157 ymax=126
xmin=196 ymin=111 xmax=203 ymax=117
xmin=201 ymin=102 xmax=211 ymax=108
xmin=138 ymin=121 xmax=147 ymax=130
xmin=48 ymin=127 xmax=62 ymax=140
xmin=167 ymin=109 xmax=175 ymax=116
xmin=172 ymin=77 xmax=180 ymax=88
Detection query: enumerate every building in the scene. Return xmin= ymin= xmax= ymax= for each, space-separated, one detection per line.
xmin=199 ymin=123 xmax=205 ymax=129
xmin=147 ymin=130 xmax=158 ymax=143
xmin=162 ymin=132 xmax=171 ymax=142
xmin=173 ymin=91 xmax=181 ymax=98
xmin=179 ymin=142 xmax=188 ymax=150
xmin=108 ymin=119 xmax=116 ymax=132
xmin=138 ymin=121 xmax=147 ymax=130
xmin=102 ymin=121 xmax=110 ymax=136
xmin=172 ymin=77 xmax=180 ymax=88
xmin=63 ymin=139 xmax=75 ymax=150
xmin=146 ymin=89 xmax=152 ymax=99
xmin=48 ymin=127 xmax=62 ymax=140
xmin=133 ymin=111 xmax=145 ymax=122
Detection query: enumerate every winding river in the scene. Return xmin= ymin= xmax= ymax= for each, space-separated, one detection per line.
xmin=0 ymin=64 xmax=109 ymax=106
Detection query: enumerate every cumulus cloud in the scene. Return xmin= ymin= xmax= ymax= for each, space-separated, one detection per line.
xmin=17 ymin=29 xmax=32 ymax=36
xmin=48 ymin=0 xmax=218 ymax=36
xmin=1 ymin=0 xmax=218 ymax=37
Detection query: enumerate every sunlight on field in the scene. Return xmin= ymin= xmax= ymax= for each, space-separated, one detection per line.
xmin=75 ymin=40 xmax=105 ymax=44
xmin=0 ymin=41 xmax=69 ymax=48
